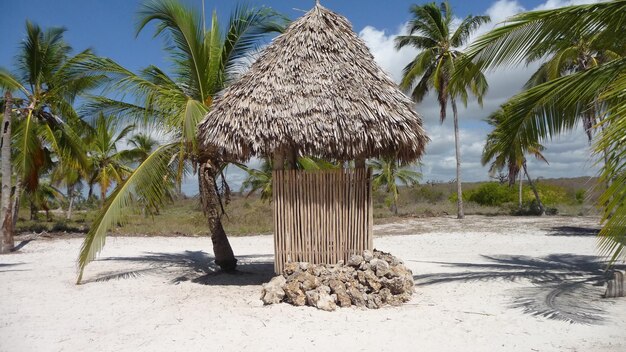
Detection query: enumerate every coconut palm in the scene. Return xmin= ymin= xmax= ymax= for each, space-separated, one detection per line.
xmin=50 ymin=160 xmax=83 ymax=220
xmin=395 ymin=1 xmax=489 ymax=219
xmin=482 ymin=108 xmax=548 ymax=213
xmin=240 ymin=159 xmax=273 ymax=201
xmin=370 ymin=157 xmax=422 ymax=215
xmin=75 ymin=0 xmax=285 ymax=282
xmin=126 ymin=133 xmax=158 ymax=163
xmin=460 ymin=0 xmax=626 ymax=261
xmin=25 ymin=181 xmax=65 ymax=221
xmin=0 ymin=21 xmax=100 ymax=231
xmin=85 ymin=114 xmax=136 ymax=202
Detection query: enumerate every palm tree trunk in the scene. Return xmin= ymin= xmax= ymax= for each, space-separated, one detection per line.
xmin=12 ymin=178 xmax=21 ymax=228
xmin=66 ymin=185 xmax=74 ymax=220
xmin=1 ymin=91 xmax=14 ymax=253
xmin=100 ymin=183 xmax=106 ymax=205
xmin=522 ymin=160 xmax=545 ymax=215
xmin=30 ymin=200 xmax=37 ymax=221
xmin=199 ymin=158 xmax=237 ymax=271
xmin=451 ymin=98 xmax=464 ymax=219
xmin=518 ymin=170 xmax=523 ymax=210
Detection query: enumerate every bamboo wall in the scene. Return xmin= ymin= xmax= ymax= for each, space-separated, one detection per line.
xmin=272 ymin=168 xmax=373 ymax=273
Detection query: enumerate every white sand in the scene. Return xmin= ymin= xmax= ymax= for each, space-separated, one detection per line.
xmin=1 ymin=216 xmax=624 ymax=352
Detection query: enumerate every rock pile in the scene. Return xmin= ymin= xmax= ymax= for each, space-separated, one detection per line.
xmin=261 ymin=250 xmax=414 ymax=311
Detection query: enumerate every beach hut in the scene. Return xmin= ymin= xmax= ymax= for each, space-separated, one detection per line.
xmin=197 ymin=1 xmax=428 ymax=273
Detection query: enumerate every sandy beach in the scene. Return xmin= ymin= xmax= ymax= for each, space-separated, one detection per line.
xmin=1 ymin=215 xmax=624 ymax=352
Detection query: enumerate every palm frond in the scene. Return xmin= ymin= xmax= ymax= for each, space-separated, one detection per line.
xmin=460 ymin=1 xmax=626 ymax=72
xmin=77 ymin=143 xmax=179 ymax=283
xmin=450 ymin=15 xmax=490 ymax=48
xmin=137 ymin=0 xmax=208 ymax=101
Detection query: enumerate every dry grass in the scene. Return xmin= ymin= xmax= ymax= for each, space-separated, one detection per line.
xmin=14 ymin=177 xmax=599 ymax=237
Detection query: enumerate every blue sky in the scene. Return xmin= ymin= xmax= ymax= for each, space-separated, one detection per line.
xmin=2 ymin=0 xmax=600 ymax=194
xmin=2 ymin=0 xmax=547 ymax=71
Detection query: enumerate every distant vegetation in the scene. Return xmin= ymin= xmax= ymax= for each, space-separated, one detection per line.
xmin=14 ymin=177 xmax=599 ymax=237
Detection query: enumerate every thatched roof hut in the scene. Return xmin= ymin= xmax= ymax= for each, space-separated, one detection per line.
xmin=197 ymin=2 xmax=428 ymax=163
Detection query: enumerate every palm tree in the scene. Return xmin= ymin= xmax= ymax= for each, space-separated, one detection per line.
xmin=395 ymin=1 xmax=489 ymax=219
xmin=126 ymin=133 xmax=158 ymax=163
xmin=50 ymin=161 xmax=83 ymax=220
xmin=85 ymin=113 xmax=135 ymax=202
xmin=460 ymin=1 xmax=626 ymax=262
xmin=370 ymin=157 xmax=422 ymax=215
xmin=26 ymin=181 xmax=64 ymax=221
xmin=482 ymin=108 xmax=548 ymax=213
xmin=240 ymin=159 xmax=273 ymax=202
xmin=0 ymin=21 xmax=100 ymax=228
xmin=75 ymin=0 xmax=285 ymax=282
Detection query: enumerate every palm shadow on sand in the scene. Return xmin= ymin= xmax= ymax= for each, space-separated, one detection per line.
xmin=0 ymin=262 xmax=30 ymax=273
xmin=546 ymin=226 xmax=600 ymax=237
xmin=84 ymin=251 xmax=275 ymax=286
xmin=413 ymin=254 xmax=625 ymax=325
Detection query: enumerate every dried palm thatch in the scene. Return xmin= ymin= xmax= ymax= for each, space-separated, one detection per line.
xmin=198 ymin=2 xmax=428 ymax=163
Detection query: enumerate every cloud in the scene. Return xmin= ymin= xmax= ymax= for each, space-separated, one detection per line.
xmin=356 ymin=0 xmax=601 ymax=184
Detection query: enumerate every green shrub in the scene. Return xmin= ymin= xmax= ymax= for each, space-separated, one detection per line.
xmin=451 ymin=182 xmax=515 ymax=206
xmin=575 ymin=189 xmax=585 ymax=204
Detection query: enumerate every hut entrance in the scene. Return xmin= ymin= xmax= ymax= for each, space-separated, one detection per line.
xmin=272 ymin=168 xmax=373 ymax=273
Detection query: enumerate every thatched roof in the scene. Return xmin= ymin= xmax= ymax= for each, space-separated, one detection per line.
xmin=198 ymin=2 xmax=429 ymax=163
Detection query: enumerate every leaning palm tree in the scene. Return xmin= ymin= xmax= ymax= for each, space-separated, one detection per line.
xmin=75 ymin=0 xmax=285 ymax=282
xmin=459 ymin=0 xmax=626 ymax=262
xmin=395 ymin=1 xmax=489 ymax=219
xmin=482 ymin=107 xmax=548 ymax=213
xmin=0 ymin=21 xmax=99 ymax=229
xmin=370 ymin=157 xmax=422 ymax=215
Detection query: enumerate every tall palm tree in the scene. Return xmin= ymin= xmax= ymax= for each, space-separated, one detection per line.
xmin=0 ymin=21 xmax=100 ymax=228
xmin=370 ymin=157 xmax=422 ymax=215
xmin=395 ymin=1 xmax=489 ymax=219
xmin=75 ymin=0 xmax=285 ymax=282
xmin=460 ymin=0 xmax=626 ymax=262
xmin=482 ymin=108 xmax=548 ymax=213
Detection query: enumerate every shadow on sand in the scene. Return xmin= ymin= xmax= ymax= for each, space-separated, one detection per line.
xmin=84 ymin=251 xmax=275 ymax=286
xmin=413 ymin=254 xmax=624 ymax=324
xmin=0 ymin=262 xmax=30 ymax=273
xmin=546 ymin=226 xmax=600 ymax=237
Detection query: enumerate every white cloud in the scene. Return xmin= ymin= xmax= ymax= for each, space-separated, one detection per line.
xmin=356 ymin=0 xmax=602 ymax=184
